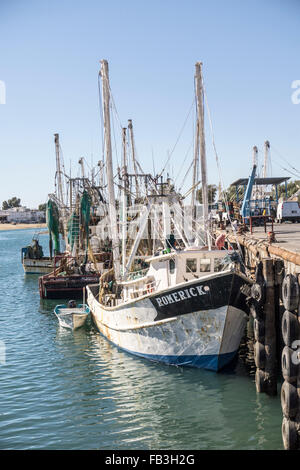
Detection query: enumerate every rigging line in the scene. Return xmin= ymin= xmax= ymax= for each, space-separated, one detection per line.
xmin=108 ymin=82 xmax=123 ymax=131
xmin=179 ymin=160 xmax=194 ymax=192
xmin=157 ymin=97 xmax=196 ymax=179
xmin=256 ymin=145 xmax=300 ymax=179
xmin=271 ymin=161 xmax=300 ymax=179
xmin=271 ymin=145 xmax=300 ymax=174
xmin=152 ymin=214 xmax=221 ymax=278
xmin=174 ymin=136 xmax=194 ymax=184
xmin=110 ymin=103 xmax=121 ymax=170
xmin=201 ymin=79 xmax=245 ymax=267
xmin=173 ymin=202 xmax=209 ymax=246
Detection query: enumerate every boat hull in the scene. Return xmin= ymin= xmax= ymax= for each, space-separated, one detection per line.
xmin=72 ymin=313 xmax=88 ymax=330
xmin=54 ymin=305 xmax=90 ymax=330
xmin=39 ymin=273 xmax=100 ymax=299
xmin=87 ymin=271 xmax=250 ymax=372
xmin=22 ymin=257 xmax=54 ymax=274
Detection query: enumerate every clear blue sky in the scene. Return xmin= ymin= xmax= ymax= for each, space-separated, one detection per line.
xmin=0 ymin=0 xmax=299 ymax=208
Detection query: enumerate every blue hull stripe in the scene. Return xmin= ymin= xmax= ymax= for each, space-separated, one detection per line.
xmin=121 ymin=348 xmax=238 ymax=371
xmin=92 ymin=320 xmax=238 ymax=372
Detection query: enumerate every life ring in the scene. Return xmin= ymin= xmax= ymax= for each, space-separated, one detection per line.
xmin=282 ymin=274 xmax=299 ymax=312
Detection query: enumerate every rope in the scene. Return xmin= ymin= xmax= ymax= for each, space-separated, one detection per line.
xmin=158 ymin=97 xmax=195 ymax=179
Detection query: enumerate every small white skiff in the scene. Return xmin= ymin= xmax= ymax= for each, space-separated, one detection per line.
xmin=54 ymin=301 xmax=90 ymax=330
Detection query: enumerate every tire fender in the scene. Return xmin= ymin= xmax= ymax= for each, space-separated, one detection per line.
xmin=282 ymin=346 xmax=298 ymax=383
xmin=281 ymin=380 xmax=298 ymax=419
xmin=282 ymin=310 xmax=299 ymax=347
xmin=282 ymin=417 xmax=298 ymax=450
xmin=282 ymin=274 xmax=299 ymax=312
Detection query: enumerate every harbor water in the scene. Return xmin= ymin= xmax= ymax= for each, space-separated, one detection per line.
xmin=0 ymin=229 xmax=283 ymax=450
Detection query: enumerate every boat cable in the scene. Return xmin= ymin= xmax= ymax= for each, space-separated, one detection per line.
xmin=151 ymin=213 xmax=231 ymax=281
xmin=201 ymin=79 xmax=246 ymax=270
xmin=174 ymin=136 xmax=194 ymax=186
xmin=157 ymin=97 xmax=195 ymax=179
xmin=178 ymin=159 xmax=194 ymax=192
xmin=271 ymin=145 xmax=300 ymax=176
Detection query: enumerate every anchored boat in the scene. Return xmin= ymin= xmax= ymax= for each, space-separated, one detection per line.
xmin=87 ymin=60 xmax=251 ymax=372
xmin=21 ymin=235 xmax=55 ymax=274
xmin=87 ymin=249 xmax=250 ymax=371
xmin=54 ymin=300 xmax=90 ymax=330
xmin=38 ymin=254 xmax=103 ymax=299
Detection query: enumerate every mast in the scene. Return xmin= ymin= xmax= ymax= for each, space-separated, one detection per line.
xmin=253 ymin=145 xmax=258 ymax=167
xmin=54 ymin=133 xmax=64 ymax=207
xmin=100 ymin=59 xmax=121 ymax=280
xmin=191 ymin=119 xmax=200 ymax=211
xmin=78 ymin=157 xmax=85 ymax=179
xmin=194 ymin=62 xmax=210 ymax=248
xmin=128 ymin=119 xmax=140 ymax=199
xmin=263 ymin=140 xmax=270 ymax=178
xmin=252 ymin=145 xmax=259 ymax=200
xmin=121 ymin=127 xmax=127 ymax=276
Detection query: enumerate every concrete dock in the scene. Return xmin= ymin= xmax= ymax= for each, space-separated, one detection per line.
xmin=243 ymin=223 xmax=300 ymax=254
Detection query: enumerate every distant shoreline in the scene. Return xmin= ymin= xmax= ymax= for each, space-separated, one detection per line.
xmin=0 ymin=223 xmax=47 ymax=232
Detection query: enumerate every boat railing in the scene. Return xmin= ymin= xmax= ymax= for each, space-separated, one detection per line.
xmin=126 ymin=268 xmax=149 ymax=281
xmin=129 ymin=279 xmax=160 ymax=300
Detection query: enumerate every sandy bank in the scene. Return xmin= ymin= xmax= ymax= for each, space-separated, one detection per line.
xmin=0 ymin=223 xmax=47 ymax=231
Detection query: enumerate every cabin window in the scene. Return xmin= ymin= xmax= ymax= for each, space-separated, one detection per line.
xmin=169 ymin=259 xmax=175 ymax=274
xmin=200 ymin=258 xmax=211 ymax=272
xmin=186 ymin=258 xmax=197 ymax=273
xmin=214 ymin=258 xmax=223 ymax=272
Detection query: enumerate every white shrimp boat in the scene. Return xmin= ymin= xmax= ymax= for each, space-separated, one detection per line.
xmin=87 ymin=60 xmax=251 ymax=372
xmin=87 ymin=248 xmax=250 ymax=370
xmin=54 ymin=302 xmax=90 ymax=330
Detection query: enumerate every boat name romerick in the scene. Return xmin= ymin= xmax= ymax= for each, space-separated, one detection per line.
xmin=155 ymin=285 xmax=209 ymax=307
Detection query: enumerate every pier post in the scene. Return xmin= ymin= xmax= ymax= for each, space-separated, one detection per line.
xmin=263 ymin=258 xmax=277 ymax=395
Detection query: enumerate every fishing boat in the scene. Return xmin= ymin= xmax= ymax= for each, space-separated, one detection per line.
xmin=54 ymin=300 xmax=90 ymax=330
xmin=86 ymin=60 xmax=251 ymax=372
xmin=21 ymin=235 xmax=55 ymax=274
xmin=38 ymin=253 xmax=106 ymax=299
xmin=88 ymin=249 xmax=250 ymax=370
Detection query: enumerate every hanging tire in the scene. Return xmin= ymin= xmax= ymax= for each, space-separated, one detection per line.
xmin=255 ymin=368 xmax=267 ymax=393
xmin=251 ymin=283 xmax=265 ymax=306
xmin=281 ymin=381 xmax=298 ymax=419
xmin=282 ymin=310 xmax=299 ymax=347
xmin=249 ymin=301 xmax=264 ymax=320
xmin=282 ymin=346 xmax=298 ymax=383
xmin=282 ymin=274 xmax=299 ymax=312
xmin=254 ymin=341 xmax=265 ymax=369
xmin=282 ymin=417 xmax=298 ymax=450
xmin=254 ymin=318 xmax=265 ymax=342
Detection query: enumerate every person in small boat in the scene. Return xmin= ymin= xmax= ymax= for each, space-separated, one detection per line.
xmin=68 ymin=300 xmax=77 ymax=308
xmin=24 ymin=239 xmax=44 ymax=259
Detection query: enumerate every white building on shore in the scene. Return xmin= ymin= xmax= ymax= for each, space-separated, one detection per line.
xmin=0 ymin=206 xmax=45 ymax=224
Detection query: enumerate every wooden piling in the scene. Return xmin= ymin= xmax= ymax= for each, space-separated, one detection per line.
xmin=253 ymin=258 xmax=277 ymax=394
xmin=262 ymin=258 xmax=277 ymax=395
